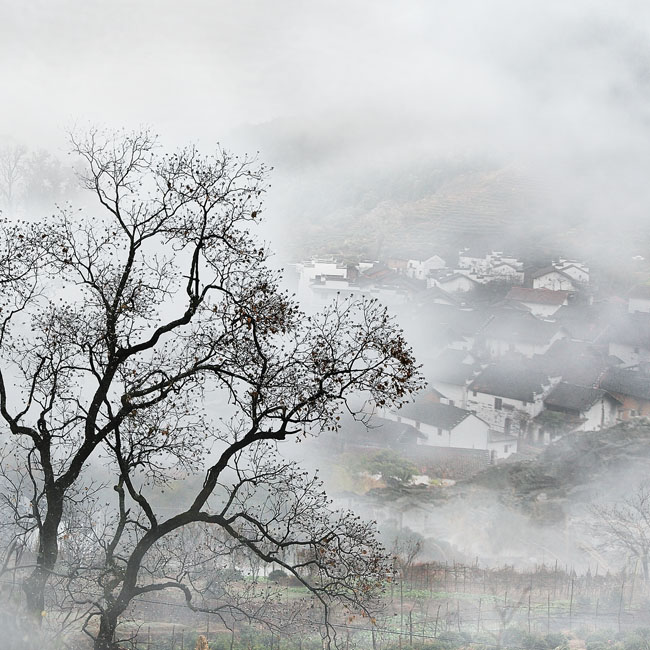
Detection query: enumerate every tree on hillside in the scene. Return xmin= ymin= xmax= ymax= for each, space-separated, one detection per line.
xmin=591 ymin=481 xmax=650 ymax=581
xmin=0 ymin=143 xmax=27 ymax=210
xmin=0 ymin=128 xmax=423 ymax=647
xmin=0 ymin=142 xmax=76 ymax=213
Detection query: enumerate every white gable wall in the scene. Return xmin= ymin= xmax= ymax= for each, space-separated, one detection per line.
xmin=555 ymin=264 xmax=589 ymax=283
xmin=487 ymin=437 xmax=518 ymax=459
xmin=467 ymin=389 xmax=547 ymax=434
xmin=533 ymin=272 xmax=575 ymax=291
xmin=433 ymin=275 xmax=477 ymax=293
xmin=520 ymin=301 xmax=565 ymax=318
xmin=396 ymin=412 xmax=491 ymax=451
xmin=579 ymin=397 xmax=619 ymax=430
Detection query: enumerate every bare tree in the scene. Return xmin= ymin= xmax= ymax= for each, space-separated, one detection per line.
xmin=0 ymin=128 xmax=423 ymax=643
xmin=591 ymin=481 xmax=650 ymax=581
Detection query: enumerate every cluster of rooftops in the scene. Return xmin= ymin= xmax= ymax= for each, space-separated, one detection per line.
xmin=295 ymin=247 xmax=650 ymax=453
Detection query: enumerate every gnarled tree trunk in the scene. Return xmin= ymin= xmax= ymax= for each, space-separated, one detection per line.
xmin=23 ymin=493 xmax=63 ymax=624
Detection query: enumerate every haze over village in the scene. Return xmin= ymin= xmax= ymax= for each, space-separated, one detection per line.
xmin=2 ymin=3 xmax=650 ymax=650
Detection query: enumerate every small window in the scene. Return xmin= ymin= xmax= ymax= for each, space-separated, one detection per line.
xmin=504 ymin=445 xmax=509 ymax=453
xmin=437 ymin=428 xmax=443 ymax=436
xmin=472 ymin=390 xmax=477 ymax=397
xmin=495 ymin=398 xmax=503 ymax=410
xmin=631 ymin=410 xmax=638 ymax=417
xmin=448 ymin=400 xmax=455 ymax=406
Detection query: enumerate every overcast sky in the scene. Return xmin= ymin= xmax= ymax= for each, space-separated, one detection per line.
xmin=2 ymin=0 xmax=650 ymax=256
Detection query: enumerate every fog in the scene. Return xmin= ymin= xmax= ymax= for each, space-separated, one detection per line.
xmin=3 ymin=1 xmax=650 ymax=258
xmin=3 ymin=2 xmax=650 ymax=648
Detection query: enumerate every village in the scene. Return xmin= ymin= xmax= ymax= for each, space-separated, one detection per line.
xmin=291 ymin=249 xmax=650 ymax=479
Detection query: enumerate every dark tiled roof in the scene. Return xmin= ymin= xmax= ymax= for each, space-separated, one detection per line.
xmin=544 ymin=382 xmax=615 ymax=413
xmin=436 ymin=272 xmax=479 ymax=286
xmin=531 ymin=266 xmax=575 ymax=282
xmin=533 ymin=340 xmax=612 ymax=386
xmin=600 ymin=367 xmax=650 ymax=401
xmin=506 ymin=287 xmax=570 ymax=305
xmin=480 ymin=311 xmax=562 ymax=344
xmin=398 ymin=401 xmax=475 ymax=430
xmin=469 ymin=361 xmax=550 ymax=402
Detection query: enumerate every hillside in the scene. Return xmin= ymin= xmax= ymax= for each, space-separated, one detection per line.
xmin=461 ymin=419 xmax=650 ymax=517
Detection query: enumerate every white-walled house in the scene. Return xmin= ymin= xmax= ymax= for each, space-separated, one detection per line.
xmin=505 ymin=287 xmax=570 ymax=318
xmin=532 ymin=267 xmax=578 ymax=292
xmin=490 ymin=262 xmax=524 ymax=284
xmin=487 ymin=431 xmax=519 ymax=461
xmin=406 ymin=255 xmax=446 ymax=280
xmin=379 ymin=401 xmax=517 ymax=460
xmin=428 ymin=271 xmax=480 ymax=293
xmin=296 ymin=259 xmax=349 ymax=307
xmin=542 ymin=382 xmax=620 ymax=432
xmin=457 ymin=249 xmax=524 ymax=284
xmin=466 ymin=361 xmax=558 ymax=437
xmin=553 ymin=259 xmax=589 ymax=284
xmin=458 ymin=248 xmax=490 ymax=273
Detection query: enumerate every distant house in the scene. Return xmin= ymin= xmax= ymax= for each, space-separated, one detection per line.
xmin=478 ymin=311 xmax=566 ymax=358
xmin=531 ymin=267 xmax=578 ymax=292
xmin=406 ymin=255 xmax=446 ymax=281
xmin=553 ymin=259 xmax=590 ymax=284
xmin=458 ymin=248 xmax=491 ymax=273
xmin=542 ymin=382 xmax=620 ymax=432
xmin=506 ymin=287 xmax=570 ymax=318
xmin=379 ymin=401 xmax=517 ymax=460
xmin=457 ymin=249 xmax=524 ymax=284
xmin=428 ymin=271 xmax=480 ymax=293
xmin=629 ymin=285 xmax=650 ymax=314
xmin=599 ymin=366 xmax=650 ymax=420
xmin=467 ymin=360 xmax=558 ymax=438
xmin=296 ymin=259 xmax=349 ymax=305
xmin=490 ymin=261 xmax=524 ymax=283
xmin=309 ymin=263 xmax=426 ymax=309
